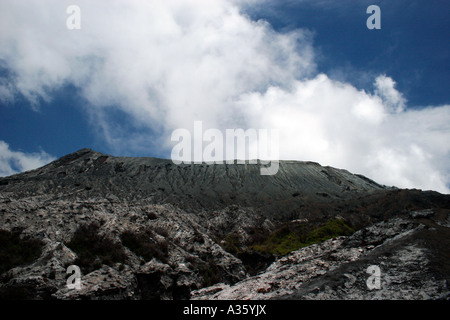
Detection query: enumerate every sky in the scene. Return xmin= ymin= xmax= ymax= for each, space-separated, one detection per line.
xmin=0 ymin=0 xmax=449 ymax=194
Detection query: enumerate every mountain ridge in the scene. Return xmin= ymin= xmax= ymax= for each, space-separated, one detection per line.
xmin=0 ymin=148 xmax=389 ymax=212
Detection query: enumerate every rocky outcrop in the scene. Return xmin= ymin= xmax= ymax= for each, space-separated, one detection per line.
xmin=0 ymin=197 xmax=247 ymax=299
xmin=191 ymin=209 xmax=450 ymax=300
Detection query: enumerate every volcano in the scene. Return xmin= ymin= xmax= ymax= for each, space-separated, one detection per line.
xmin=0 ymin=149 xmax=448 ymax=300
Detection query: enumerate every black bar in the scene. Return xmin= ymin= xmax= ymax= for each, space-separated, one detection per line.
xmin=0 ymin=300 xmax=447 ymax=319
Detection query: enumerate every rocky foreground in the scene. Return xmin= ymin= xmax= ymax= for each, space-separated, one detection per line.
xmin=0 ymin=149 xmax=449 ymax=300
xmin=192 ymin=209 xmax=450 ymax=300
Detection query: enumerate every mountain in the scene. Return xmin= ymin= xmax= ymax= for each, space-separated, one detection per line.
xmin=0 ymin=147 xmax=385 ymax=210
xmin=0 ymin=148 xmax=448 ymax=300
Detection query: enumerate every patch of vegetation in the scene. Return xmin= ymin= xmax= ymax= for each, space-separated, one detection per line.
xmin=250 ymin=219 xmax=355 ymax=257
xmin=222 ymin=233 xmax=242 ymax=256
xmin=120 ymin=230 xmax=168 ymax=263
xmin=66 ymin=223 xmax=127 ymax=274
xmin=200 ymin=261 xmax=222 ymax=287
xmin=250 ymin=226 xmax=304 ymax=256
xmin=305 ymin=218 xmax=355 ymax=244
xmin=220 ymin=232 xmax=275 ymax=276
xmin=0 ymin=229 xmax=44 ymax=275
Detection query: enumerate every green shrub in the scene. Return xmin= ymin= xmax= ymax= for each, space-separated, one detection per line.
xmin=250 ymin=226 xmax=305 ymax=256
xmin=199 ymin=261 xmax=222 ymax=287
xmin=305 ymin=219 xmax=354 ymax=245
xmin=66 ymin=223 xmax=127 ymax=274
xmin=221 ymin=233 xmax=242 ymax=256
xmin=120 ymin=230 xmax=168 ymax=263
xmin=0 ymin=229 xmax=44 ymax=275
xmin=250 ymin=219 xmax=355 ymax=257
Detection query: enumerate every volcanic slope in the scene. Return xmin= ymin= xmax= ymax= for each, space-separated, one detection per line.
xmin=0 ymin=148 xmax=387 ymax=216
xmin=0 ymin=149 xmax=449 ymax=300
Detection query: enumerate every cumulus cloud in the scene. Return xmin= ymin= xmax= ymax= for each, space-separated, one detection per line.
xmin=0 ymin=0 xmax=314 ymax=125
xmin=374 ymin=75 xmax=406 ymax=113
xmin=0 ymin=0 xmax=448 ymax=193
xmin=0 ymin=141 xmax=56 ymax=177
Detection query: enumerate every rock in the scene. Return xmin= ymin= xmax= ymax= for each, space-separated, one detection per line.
xmin=410 ymin=209 xmax=434 ymax=219
xmin=0 ymin=198 xmax=248 ymax=300
xmin=52 ymin=265 xmax=136 ymax=300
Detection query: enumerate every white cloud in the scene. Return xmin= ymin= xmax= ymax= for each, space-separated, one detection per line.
xmin=0 ymin=0 xmax=448 ymax=193
xmin=0 ymin=0 xmax=314 ymax=124
xmin=0 ymin=141 xmax=56 ymax=177
xmin=374 ymin=75 xmax=406 ymax=113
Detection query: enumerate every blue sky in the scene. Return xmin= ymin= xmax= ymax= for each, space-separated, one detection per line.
xmin=0 ymin=0 xmax=449 ymax=193
xmin=244 ymin=0 xmax=450 ymax=107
